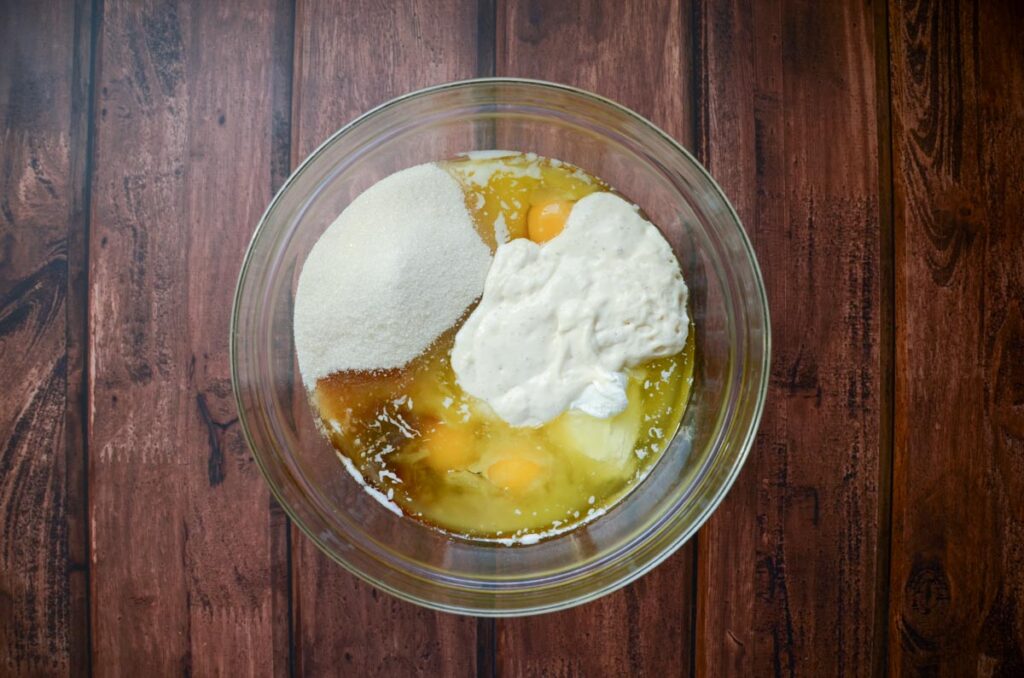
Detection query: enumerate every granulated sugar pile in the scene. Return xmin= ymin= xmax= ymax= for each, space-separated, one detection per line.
xmin=293 ymin=163 xmax=492 ymax=389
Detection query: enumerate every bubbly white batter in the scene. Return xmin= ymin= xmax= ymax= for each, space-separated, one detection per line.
xmin=451 ymin=192 xmax=689 ymax=427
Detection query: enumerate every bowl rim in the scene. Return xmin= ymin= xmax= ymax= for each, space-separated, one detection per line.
xmin=231 ymin=76 xmax=771 ymax=616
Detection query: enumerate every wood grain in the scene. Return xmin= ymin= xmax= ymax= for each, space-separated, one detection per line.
xmin=289 ymin=1 xmax=482 ymax=674
xmin=889 ymin=0 xmax=1024 ymax=674
xmin=694 ymin=0 xmax=886 ymax=675
xmin=495 ymin=1 xmax=698 ymax=674
xmin=0 ymin=1 xmax=93 ymax=675
xmin=88 ymin=1 xmax=291 ymax=674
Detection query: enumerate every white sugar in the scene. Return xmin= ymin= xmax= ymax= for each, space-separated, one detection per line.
xmin=294 ymin=163 xmax=492 ymax=388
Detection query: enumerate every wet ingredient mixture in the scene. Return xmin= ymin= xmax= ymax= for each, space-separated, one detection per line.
xmin=296 ymin=152 xmax=694 ymax=544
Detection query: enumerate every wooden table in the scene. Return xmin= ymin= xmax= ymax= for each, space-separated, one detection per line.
xmin=3 ymin=0 xmax=1022 ymax=675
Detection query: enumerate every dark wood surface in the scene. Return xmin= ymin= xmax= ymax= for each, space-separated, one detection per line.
xmin=1 ymin=0 xmax=1021 ymax=675
xmin=696 ymin=1 xmax=887 ymax=675
xmin=889 ymin=0 xmax=1024 ymax=675
xmin=88 ymin=2 xmax=291 ymax=674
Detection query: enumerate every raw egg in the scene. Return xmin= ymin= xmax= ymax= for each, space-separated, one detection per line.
xmin=527 ymin=200 xmax=574 ymax=243
xmin=421 ymin=423 xmax=476 ymax=471
xmin=487 ymin=455 xmax=543 ymax=493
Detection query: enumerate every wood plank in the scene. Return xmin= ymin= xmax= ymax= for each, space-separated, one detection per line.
xmin=0 ymin=1 xmax=93 ymax=674
xmin=289 ymin=1 xmax=482 ymax=674
xmin=694 ymin=0 xmax=885 ymax=675
xmin=888 ymin=0 xmax=1024 ymax=673
xmin=88 ymin=1 xmax=291 ymax=674
xmin=495 ymin=2 xmax=698 ymax=674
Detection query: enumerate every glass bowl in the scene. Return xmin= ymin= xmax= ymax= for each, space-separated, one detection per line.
xmin=231 ymin=78 xmax=769 ymax=616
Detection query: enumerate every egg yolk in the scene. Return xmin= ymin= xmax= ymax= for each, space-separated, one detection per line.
xmin=421 ymin=423 xmax=476 ymax=471
xmin=527 ymin=200 xmax=574 ymax=243
xmin=487 ymin=456 xmax=543 ymax=493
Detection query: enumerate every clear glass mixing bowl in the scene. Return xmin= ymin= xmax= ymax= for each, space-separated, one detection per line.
xmin=231 ymin=78 xmax=769 ymax=616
